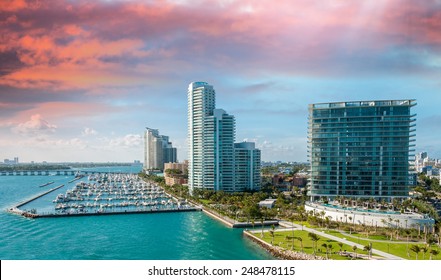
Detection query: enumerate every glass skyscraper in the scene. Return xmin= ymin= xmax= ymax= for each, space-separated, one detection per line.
xmin=234 ymin=142 xmax=261 ymax=191
xmin=308 ymin=100 xmax=416 ymax=202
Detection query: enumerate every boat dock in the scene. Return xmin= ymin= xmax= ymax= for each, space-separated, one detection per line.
xmin=32 ymin=207 xmax=201 ymax=218
xmin=9 ymin=173 xmax=201 ymax=219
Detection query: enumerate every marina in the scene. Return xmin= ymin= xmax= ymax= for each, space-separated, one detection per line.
xmin=0 ymin=165 xmax=272 ymax=260
xmin=9 ymin=173 xmax=199 ymax=218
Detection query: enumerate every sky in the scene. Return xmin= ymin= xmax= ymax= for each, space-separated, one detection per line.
xmin=0 ymin=0 xmax=441 ymax=163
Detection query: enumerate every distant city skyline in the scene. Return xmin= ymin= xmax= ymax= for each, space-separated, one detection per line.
xmin=1 ymin=1 xmax=441 ymax=162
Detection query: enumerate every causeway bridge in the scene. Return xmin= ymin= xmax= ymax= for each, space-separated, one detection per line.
xmin=0 ymin=170 xmax=133 ymax=176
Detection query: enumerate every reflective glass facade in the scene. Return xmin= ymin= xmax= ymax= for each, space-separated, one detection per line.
xmin=308 ymin=100 xmax=416 ymax=201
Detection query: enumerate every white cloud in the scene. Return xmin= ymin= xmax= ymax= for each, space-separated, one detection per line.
xmin=82 ymin=127 xmax=98 ymax=136
xmin=12 ymin=114 xmax=57 ymax=135
xmin=109 ymin=134 xmax=142 ymax=148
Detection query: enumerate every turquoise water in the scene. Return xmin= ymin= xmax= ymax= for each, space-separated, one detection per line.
xmin=0 ymin=167 xmax=273 ymax=260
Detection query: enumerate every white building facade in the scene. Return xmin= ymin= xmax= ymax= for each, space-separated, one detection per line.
xmin=187 ymin=82 xmax=261 ymax=193
xmin=188 ymin=82 xmax=215 ymax=192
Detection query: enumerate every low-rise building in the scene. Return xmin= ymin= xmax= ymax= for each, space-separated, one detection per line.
xmin=164 ymin=161 xmax=188 ymax=186
xmin=258 ymin=199 xmax=277 ymax=209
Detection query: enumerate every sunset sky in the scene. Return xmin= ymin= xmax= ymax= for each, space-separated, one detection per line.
xmin=1 ymin=0 xmax=440 ymax=163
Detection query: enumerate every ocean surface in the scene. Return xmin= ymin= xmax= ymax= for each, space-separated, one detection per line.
xmin=0 ymin=166 xmax=273 ymax=260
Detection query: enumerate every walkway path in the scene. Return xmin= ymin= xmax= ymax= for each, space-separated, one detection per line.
xmin=277 ymin=221 xmax=404 ymax=260
xmin=336 ymin=229 xmax=426 ymax=244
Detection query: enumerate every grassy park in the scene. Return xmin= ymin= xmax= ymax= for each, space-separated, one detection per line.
xmin=253 ymin=229 xmax=375 ymax=260
xmin=252 ymin=226 xmax=441 ymax=260
xmin=323 ymin=229 xmax=441 ymax=260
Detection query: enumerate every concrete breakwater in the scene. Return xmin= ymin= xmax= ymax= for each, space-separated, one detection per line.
xmin=243 ymin=230 xmax=325 ymax=260
xmin=7 ymin=184 xmax=65 ymax=218
xmin=201 ymin=206 xmax=279 ymax=228
xmin=14 ymin=184 xmax=65 ymax=208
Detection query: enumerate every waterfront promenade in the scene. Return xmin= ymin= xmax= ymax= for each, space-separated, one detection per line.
xmin=276 ymin=220 xmax=404 ymax=260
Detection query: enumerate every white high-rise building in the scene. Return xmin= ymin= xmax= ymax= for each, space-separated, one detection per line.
xmin=188 ymin=81 xmax=261 ymax=193
xmin=203 ymin=109 xmax=235 ymax=191
xmin=144 ymin=127 xmax=177 ymax=171
xmin=188 ymin=82 xmax=215 ymax=192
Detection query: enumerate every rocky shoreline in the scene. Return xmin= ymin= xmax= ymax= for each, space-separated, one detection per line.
xmin=243 ymin=230 xmax=325 ymax=260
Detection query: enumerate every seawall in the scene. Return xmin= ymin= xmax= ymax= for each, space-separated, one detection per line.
xmin=243 ymin=230 xmax=325 ymax=260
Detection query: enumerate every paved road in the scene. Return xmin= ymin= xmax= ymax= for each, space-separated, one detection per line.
xmin=276 ymin=221 xmax=404 ymax=260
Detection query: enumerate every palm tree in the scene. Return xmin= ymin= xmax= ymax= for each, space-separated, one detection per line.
xmin=421 ymin=246 xmax=428 ymax=260
xmin=352 ymin=245 xmax=357 ymax=259
xmin=285 ymin=236 xmax=294 ymax=250
xmin=320 ymin=210 xmax=326 ymax=228
xmin=290 ymin=215 xmax=296 ymax=243
xmin=326 ymin=216 xmax=332 ymax=230
xmin=294 ymin=236 xmax=304 ymax=252
xmin=416 ymin=223 xmax=421 ymax=237
xmin=260 ymin=217 xmax=264 ymax=237
xmin=363 ymin=243 xmax=372 ymax=259
xmin=394 ymin=219 xmax=400 ymax=239
xmin=337 ymin=242 xmax=343 ymax=254
xmin=348 ymin=216 xmax=353 ymax=234
xmin=429 ymin=249 xmax=439 ymax=260
xmin=321 ymin=243 xmax=329 ymax=259
xmin=328 ymin=243 xmax=333 ymax=256
xmin=387 ymin=216 xmax=394 ymax=240
xmin=269 ymin=224 xmax=275 ymax=245
xmin=410 ymin=244 xmax=421 ymax=260
xmin=308 ymin=232 xmax=320 ymax=255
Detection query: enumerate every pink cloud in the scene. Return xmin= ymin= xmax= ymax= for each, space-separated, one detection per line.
xmin=12 ymin=114 xmax=57 ymax=135
xmin=1 ymin=0 xmax=440 ymax=91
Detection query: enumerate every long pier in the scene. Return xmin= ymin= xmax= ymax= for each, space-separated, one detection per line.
xmin=33 ymin=207 xmax=201 ymax=218
xmin=7 ymin=184 xmax=65 ymax=218
xmin=15 ymin=184 xmax=65 ymax=208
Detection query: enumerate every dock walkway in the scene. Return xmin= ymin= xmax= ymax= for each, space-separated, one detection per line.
xmin=14 ymin=184 xmax=65 ymax=208
xmin=7 ymin=184 xmax=65 ymax=218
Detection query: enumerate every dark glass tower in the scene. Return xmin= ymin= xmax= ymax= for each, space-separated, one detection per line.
xmin=308 ymin=100 xmax=416 ymax=202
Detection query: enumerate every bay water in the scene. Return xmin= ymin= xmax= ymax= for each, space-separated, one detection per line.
xmin=0 ymin=166 xmax=273 ymax=260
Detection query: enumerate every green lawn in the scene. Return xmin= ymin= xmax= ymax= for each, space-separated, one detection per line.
xmin=323 ymin=230 xmax=441 ymax=260
xmin=253 ymin=230 xmax=370 ymax=260
xmin=199 ymin=199 xmax=211 ymax=205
